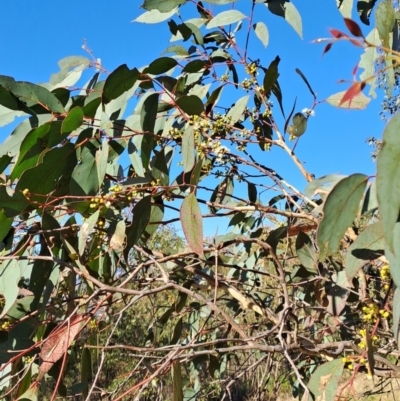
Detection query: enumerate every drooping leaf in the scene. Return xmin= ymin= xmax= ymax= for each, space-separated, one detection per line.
xmin=377 ymin=112 xmax=400 ymax=256
xmin=125 ymin=195 xmax=152 ymax=258
xmin=263 ymin=56 xmax=280 ymax=96
xmin=182 ymin=125 xmax=195 ymax=172
xmin=206 ymin=10 xmax=246 ymax=29
xmin=295 ymin=68 xmax=316 ymax=99
xmin=140 ymin=93 xmax=159 ymax=132
xmin=296 ymin=232 xmax=318 ymax=272
xmin=375 ymin=0 xmax=395 ymax=48
xmin=344 ymin=18 xmax=364 ymax=37
xmin=96 ymin=141 xmax=109 ymax=185
xmin=180 ymin=192 xmax=204 ymax=257
xmin=359 ymin=28 xmax=380 ymax=98
xmin=37 ymin=315 xmax=88 ymax=382
xmin=0 ymin=260 xmax=21 ymax=319
xmin=317 ymin=174 xmax=368 ymax=260
xmin=266 ymin=0 xmax=303 ymax=38
xmin=79 ymin=210 xmax=100 ymax=255
xmin=253 ymin=22 xmax=269 ymax=47
xmin=345 ymin=222 xmax=384 ymax=280
xmin=247 ymin=183 xmax=257 ymax=203
xmin=70 ymin=142 xmax=99 ymax=197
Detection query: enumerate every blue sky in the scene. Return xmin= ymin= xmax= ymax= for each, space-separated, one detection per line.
xmin=0 ymin=1 xmax=385 ymax=236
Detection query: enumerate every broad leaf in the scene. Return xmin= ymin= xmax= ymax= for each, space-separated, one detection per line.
xmin=226 ymin=95 xmax=249 ymax=123
xmin=61 ymin=106 xmax=84 ymax=134
xmin=318 ymin=174 xmax=368 ymax=259
xmin=102 ymin=65 xmax=139 ymax=104
xmin=182 ymin=125 xmax=195 ymax=172
xmin=377 ymin=112 xmax=400 ymax=265
xmin=266 ymin=0 xmax=303 ymax=38
xmin=180 ymin=192 xmax=204 ymax=257
xmin=253 ymin=22 xmax=269 ymax=47
xmin=345 ymin=222 xmax=384 ymax=280
xmin=207 ymin=10 xmax=246 ymax=29
xmin=176 ymin=95 xmax=204 ymax=116
xmin=307 ymin=359 xmax=344 ymax=401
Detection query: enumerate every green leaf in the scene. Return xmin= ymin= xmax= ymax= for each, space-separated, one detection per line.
xmin=345 ymin=222 xmax=384 ymax=280
xmin=145 ymin=57 xmax=178 ymax=75
xmin=307 ymin=359 xmax=344 ymax=401
xmin=304 ymin=174 xmax=347 ymax=199
xmin=0 ymin=260 xmax=21 ymax=319
xmin=125 ymin=196 xmax=152 ymax=258
xmin=253 ymin=22 xmax=269 ymax=47
xmin=142 ymin=0 xmax=186 ymax=13
xmin=207 ymin=10 xmax=246 ymax=29
xmin=226 ymin=95 xmax=249 ymax=123
xmin=50 ymin=55 xmax=90 ymax=88
xmin=317 ymin=174 xmax=368 ymax=260
xmin=176 ymin=95 xmax=204 ymax=116
xmin=337 ymin=0 xmax=354 ymax=18
xmin=81 ymin=347 xmax=92 ymax=399
xmin=357 ymin=0 xmax=378 ymax=25
xmin=183 ymin=60 xmax=208 ymax=73
xmin=263 ymin=56 xmax=280 ymax=96
xmin=151 ymin=146 xmax=173 ymax=186
xmin=0 ymin=211 xmax=13 ymax=242
xmin=79 ymin=210 xmax=99 ymax=255
xmin=180 ymin=192 xmax=204 ymax=257
xmin=140 ymin=93 xmax=159 ymax=132
xmin=266 ymin=0 xmax=303 ymax=38
xmin=377 ymin=112 xmax=400 ymax=257
xmin=182 ymin=125 xmax=195 ymax=173
xmin=0 ymin=114 xmax=52 ymax=158
xmin=375 ymin=0 xmax=395 ymax=48
xmin=247 ymin=183 xmax=257 ymax=203
xmin=102 ymin=65 xmax=139 ymax=104
xmin=16 ymin=144 xmax=77 ymax=203
xmin=296 ymin=232 xmax=318 ymax=272
xmin=10 ymin=81 xmax=65 ymax=114
xmin=359 ymin=28 xmax=380 ymax=98
xmin=96 ymin=141 xmax=109 ymax=185
xmin=70 ymin=143 xmax=99 ymax=197
xmin=162 ymin=45 xmax=189 ymax=57
xmin=61 ymin=106 xmax=84 ymax=134
xmin=172 ymin=360 xmax=184 ymax=401
xmin=134 ymin=8 xmax=178 ymax=23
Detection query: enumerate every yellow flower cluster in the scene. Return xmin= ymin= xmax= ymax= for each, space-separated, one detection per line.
xmin=342 ymin=355 xmax=366 ymax=371
xmin=380 ymin=265 xmax=391 ymax=290
xmin=358 ymin=329 xmax=378 ymax=350
xmin=0 ymin=321 xmax=10 ymax=330
xmin=361 ymin=303 xmax=380 ymax=323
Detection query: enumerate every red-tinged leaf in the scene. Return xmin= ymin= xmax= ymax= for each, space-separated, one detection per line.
xmin=339 ymin=82 xmax=366 ymax=106
xmin=180 ymin=192 xmax=204 ymax=257
xmin=344 ymin=18 xmax=364 ymax=38
xmin=329 ymin=28 xmax=347 ymax=39
xmin=37 ymin=315 xmax=89 ymax=381
xmin=322 ymin=43 xmax=333 ymax=55
xmin=352 ymin=64 xmax=359 ymax=79
xmin=349 ymin=37 xmax=364 ymax=47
